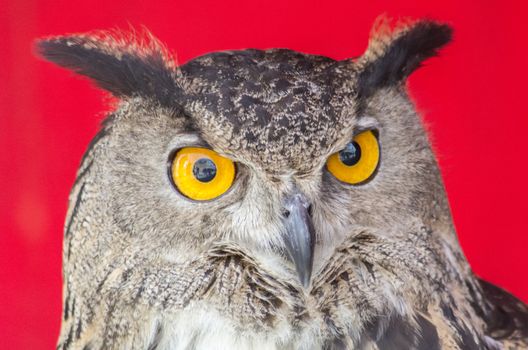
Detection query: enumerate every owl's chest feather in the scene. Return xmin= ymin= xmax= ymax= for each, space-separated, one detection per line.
xmin=154 ymin=304 xmax=322 ymax=350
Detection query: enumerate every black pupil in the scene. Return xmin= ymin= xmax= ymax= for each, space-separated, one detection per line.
xmin=338 ymin=141 xmax=361 ymax=166
xmin=193 ymin=158 xmax=217 ymax=182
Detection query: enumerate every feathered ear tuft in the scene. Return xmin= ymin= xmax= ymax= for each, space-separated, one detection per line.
xmin=356 ymin=15 xmax=453 ymax=98
xmin=35 ymin=29 xmax=181 ymax=106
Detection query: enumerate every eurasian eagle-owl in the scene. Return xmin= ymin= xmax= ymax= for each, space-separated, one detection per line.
xmin=37 ymin=17 xmax=528 ymax=350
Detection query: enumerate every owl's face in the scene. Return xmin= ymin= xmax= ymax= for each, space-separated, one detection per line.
xmin=70 ymin=52 xmax=449 ymax=296
xmin=110 ymin=93 xmax=441 ymax=283
xmin=39 ymin=19 xmax=453 ymax=291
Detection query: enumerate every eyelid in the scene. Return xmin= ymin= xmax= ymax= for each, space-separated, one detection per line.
xmin=166 ymin=133 xmax=211 ymax=153
xmin=354 ymin=116 xmax=380 ymax=135
xmin=169 ymin=137 xmax=234 ymax=162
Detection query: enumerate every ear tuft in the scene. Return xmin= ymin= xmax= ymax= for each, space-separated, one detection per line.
xmin=36 ymin=28 xmax=181 ymax=105
xmin=357 ymin=15 xmax=453 ymax=98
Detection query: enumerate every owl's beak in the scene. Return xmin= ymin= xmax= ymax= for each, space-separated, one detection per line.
xmin=282 ymin=193 xmax=315 ymax=289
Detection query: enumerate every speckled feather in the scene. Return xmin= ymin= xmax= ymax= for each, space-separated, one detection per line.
xmin=37 ymin=16 xmax=528 ymax=350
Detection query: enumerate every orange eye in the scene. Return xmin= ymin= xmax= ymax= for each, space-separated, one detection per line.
xmin=170 ymin=147 xmax=235 ymax=201
xmin=326 ymin=130 xmax=380 ymax=185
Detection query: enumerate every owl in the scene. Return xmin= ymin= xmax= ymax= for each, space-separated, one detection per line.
xmin=38 ymin=17 xmax=528 ymax=350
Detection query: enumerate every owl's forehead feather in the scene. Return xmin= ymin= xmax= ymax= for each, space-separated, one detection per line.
xmin=179 ymin=49 xmax=359 ymax=173
xmin=181 ymin=48 xmax=339 ymax=74
xmin=179 ymin=48 xmax=356 ymax=107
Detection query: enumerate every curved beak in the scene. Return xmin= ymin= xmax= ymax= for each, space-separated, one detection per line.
xmin=282 ymin=193 xmax=315 ymax=288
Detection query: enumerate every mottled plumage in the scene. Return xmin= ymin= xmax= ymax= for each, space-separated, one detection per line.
xmin=37 ymin=16 xmax=528 ymax=350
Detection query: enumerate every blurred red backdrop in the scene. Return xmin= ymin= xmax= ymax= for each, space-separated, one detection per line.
xmin=1 ymin=0 xmax=527 ymax=348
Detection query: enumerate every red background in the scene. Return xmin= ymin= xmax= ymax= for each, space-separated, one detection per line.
xmin=1 ymin=0 xmax=527 ymax=348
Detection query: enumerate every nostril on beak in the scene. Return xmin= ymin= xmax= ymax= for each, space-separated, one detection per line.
xmin=282 ymin=196 xmax=312 ymax=219
xmin=307 ymin=204 xmax=313 ymax=217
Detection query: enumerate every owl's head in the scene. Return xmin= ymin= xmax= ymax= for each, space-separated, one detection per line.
xmin=38 ymin=18 xmax=453 ymax=289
